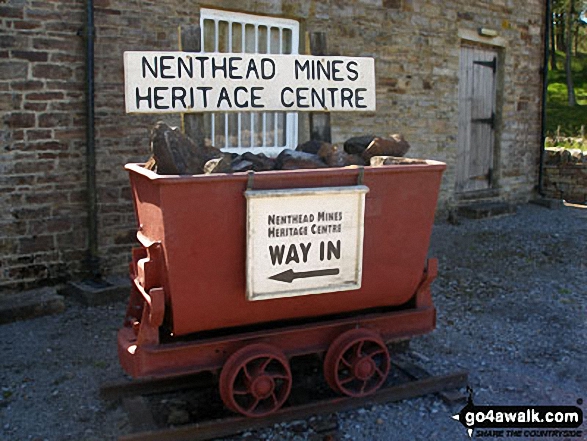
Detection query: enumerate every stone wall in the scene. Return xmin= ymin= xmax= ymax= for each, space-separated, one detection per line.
xmin=1 ymin=0 xmax=546 ymax=291
xmin=1 ymin=1 xmax=87 ymax=290
xmin=542 ymin=148 xmax=587 ymax=204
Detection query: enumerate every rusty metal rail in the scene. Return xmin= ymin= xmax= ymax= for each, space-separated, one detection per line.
xmin=100 ymin=372 xmax=214 ymax=401
xmin=104 ymin=357 xmax=467 ymax=441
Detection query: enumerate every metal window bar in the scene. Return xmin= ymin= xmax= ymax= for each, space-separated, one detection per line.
xmin=200 ymin=9 xmax=299 ymax=155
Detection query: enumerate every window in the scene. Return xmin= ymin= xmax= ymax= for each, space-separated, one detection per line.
xmin=200 ymin=8 xmax=299 ymax=155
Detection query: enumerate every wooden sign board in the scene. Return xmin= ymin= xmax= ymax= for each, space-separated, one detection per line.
xmin=124 ymin=52 xmax=376 ymax=113
xmin=245 ymin=186 xmax=368 ymax=301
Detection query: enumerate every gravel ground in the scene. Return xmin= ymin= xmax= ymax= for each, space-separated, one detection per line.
xmin=0 ymin=203 xmax=585 ymax=441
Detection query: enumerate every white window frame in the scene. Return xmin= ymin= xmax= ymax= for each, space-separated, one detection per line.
xmin=200 ymin=8 xmax=299 ymax=156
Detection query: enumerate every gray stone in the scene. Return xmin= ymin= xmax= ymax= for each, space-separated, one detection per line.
xmin=230 ymin=159 xmax=255 ymax=172
xmin=150 ymin=121 xmax=223 ymax=175
xmin=0 ymin=287 xmax=65 ymax=324
xmin=203 ymin=154 xmax=233 ymax=174
xmin=457 ymin=202 xmax=517 ymax=219
xmin=275 ymin=149 xmax=327 ymax=170
xmin=318 ymin=143 xmax=365 ymax=167
xmin=296 ymin=139 xmax=331 ymax=155
xmin=60 ymin=276 xmax=130 ymax=306
xmin=362 ymin=135 xmax=410 ymax=161
xmin=167 ymin=408 xmax=190 ymax=425
xmin=530 ymin=198 xmax=564 ymax=210
xmin=229 ymin=152 xmax=276 ymax=173
xmin=343 ymin=135 xmax=376 ymax=155
xmin=240 ymin=152 xmax=276 ymax=171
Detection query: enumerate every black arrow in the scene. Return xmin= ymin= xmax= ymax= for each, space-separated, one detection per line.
xmin=269 ymin=268 xmax=340 ymax=283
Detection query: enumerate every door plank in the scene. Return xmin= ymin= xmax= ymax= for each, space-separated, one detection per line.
xmin=456 ymin=45 xmax=497 ymax=193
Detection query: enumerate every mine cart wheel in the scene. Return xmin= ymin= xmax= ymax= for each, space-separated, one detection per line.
xmin=219 ymin=343 xmax=292 ymax=417
xmin=323 ymin=328 xmax=390 ymax=397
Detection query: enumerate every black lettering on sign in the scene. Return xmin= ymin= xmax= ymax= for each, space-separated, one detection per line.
xmin=153 ymin=87 xmax=168 ymax=109
xmin=328 ymin=240 xmax=341 ymax=259
xmin=320 ymin=240 xmax=341 ymax=261
xmin=142 ymin=56 xmax=157 ymax=78
xmin=317 ymin=61 xmax=330 ymax=80
xmin=216 ymin=87 xmax=232 ymax=108
xmin=296 ymin=87 xmax=310 ymax=108
xmin=312 ymin=88 xmax=325 ymax=108
xmin=355 ymin=88 xmax=367 ymax=108
xmin=347 ymin=61 xmax=359 ymax=81
xmin=160 ymin=55 xmax=174 ymax=78
xmin=195 ymin=56 xmax=209 ymax=77
xmin=142 ymin=55 xmax=200 ymax=79
xmin=171 ymin=87 xmax=187 ymax=109
xmin=293 ymin=59 xmax=360 ymax=82
xmin=331 ymin=60 xmax=344 ymax=81
xmin=212 ymin=57 xmax=227 ymax=79
xmin=327 ymin=88 xmax=338 ymax=106
xmin=234 ymin=86 xmax=248 ymax=108
xmin=135 ymin=87 xmax=152 ymax=109
xmin=229 ymin=57 xmax=243 ymax=79
xmin=269 ymin=244 xmax=285 ymax=265
xmin=299 ymin=243 xmax=311 ymax=263
xmin=269 ymin=243 xmax=312 ymax=265
xmin=261 ymin=58 xmax=276 ymax=79
xmin=178 ymin=56 xmax=193 ymax=78
xmin=286 ymin=244 xmax=299 ymax=264
xmin=281 ymin=87 xmax=294 ymax=108
xmin=246 ymin=59 xmax=259 ymax=79
xmin=199 ymin=87 xmax=212 ymax=108
xmin=251 ymin=87 xmax=264 ymax=108
xmin=341 ymin=88 xmax=353 ymax=108
xmin=294 ymin=59 xmax=309 ymax=80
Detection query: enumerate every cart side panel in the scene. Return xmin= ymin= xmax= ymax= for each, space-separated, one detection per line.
xmin=128 ymin=164 xmax=445 ymax=336
xmin=127 ymin=166 xmax=165 ymax=243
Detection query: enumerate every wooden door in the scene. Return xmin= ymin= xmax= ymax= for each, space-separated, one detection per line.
xmin=456 ymin=45 xmax=497 ymax=193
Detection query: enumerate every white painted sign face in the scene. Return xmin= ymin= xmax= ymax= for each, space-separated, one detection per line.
xmin=124 ymin=52 xmax=376 ymax=113
xmin=245 ymin=186 xmax=368 ymax=301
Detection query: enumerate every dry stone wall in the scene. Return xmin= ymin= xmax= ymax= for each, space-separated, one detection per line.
xmin=542 ymin=148 xmax=587 ymax=204
xmin=1 ymin=0 xmax=546 ymax=290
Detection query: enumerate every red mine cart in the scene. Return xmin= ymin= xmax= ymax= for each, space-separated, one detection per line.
xmin=118 ymin=161 xmax=446 ymax=417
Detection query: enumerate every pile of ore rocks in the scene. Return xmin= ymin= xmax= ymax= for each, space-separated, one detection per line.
xmin=145 ymin=121 xmax=425 ymax=175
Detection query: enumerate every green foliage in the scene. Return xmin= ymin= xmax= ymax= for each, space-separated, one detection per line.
xmin=545 ymin=136 xmax=587 ymax=150
xmin=546 ymin=51 xmax=587 ymax=136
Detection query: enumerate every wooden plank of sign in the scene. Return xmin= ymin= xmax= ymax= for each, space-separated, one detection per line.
xmin=179 ymin=25 xmax=205 ymax=148
xmin=309 ymin=31 xmax=331 ymax=143
xmin=124 ymin=53 xmax=376 ymax=113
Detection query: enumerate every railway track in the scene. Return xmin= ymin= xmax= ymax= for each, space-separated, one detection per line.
xmin=101 ymin=353 xmax=468 ymax=441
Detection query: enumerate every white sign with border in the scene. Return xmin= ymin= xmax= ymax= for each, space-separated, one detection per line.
xmin=124 ymin=52 xmax=375 ymax=113
xmin=245 ymin=185 xmax=368 ymax=301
